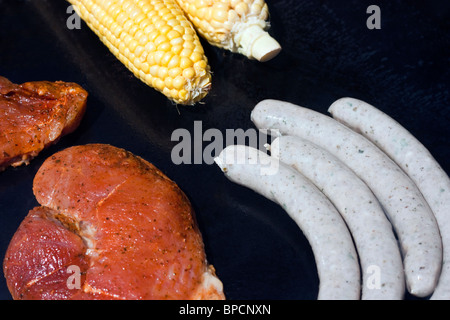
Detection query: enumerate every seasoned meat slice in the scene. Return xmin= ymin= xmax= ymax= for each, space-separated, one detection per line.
xmin=0 ymin=76 xmax=87 ymax=170
xmin=4 ymin=144 xmax=224 ymax=300
xmin=3 ymin=206 xmax=90 ymax=300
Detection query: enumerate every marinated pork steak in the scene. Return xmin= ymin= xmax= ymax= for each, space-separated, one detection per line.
xmin=3 ymin=144 xmax=225 ymax=300
xmin=0 ymin=76 xmax=88 ymax=170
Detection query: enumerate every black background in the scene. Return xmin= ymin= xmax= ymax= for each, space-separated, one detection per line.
xmin=0 ymin=0 xmax=449 ymax=300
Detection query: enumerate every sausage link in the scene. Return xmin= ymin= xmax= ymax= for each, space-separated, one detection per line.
xmin=215 ymin=145 xmax=361 ymax=300
xmin=329 ymin=97 xmax=450 ymax=299
xmin=251 ymin=99 xmax=442 ymax=297
xmin=270 ymin=135 xmax=405 ymax=299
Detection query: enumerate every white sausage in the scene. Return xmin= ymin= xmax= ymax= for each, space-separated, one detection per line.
xmin=270 ymin=135 xmax=405 ymax=299
xmin=329 ymin=97 xmax=450 ymax=300
xmin=214 ymin=145 xmax=361 ymax=300
xmin=251 ymin=99 xmax=442 ymax=297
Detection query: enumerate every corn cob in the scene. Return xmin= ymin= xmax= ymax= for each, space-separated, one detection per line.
xmin=175 ymin=0 xmax=281 ymax=62
xmin=68 ymin=0 xmax=212 ymax=105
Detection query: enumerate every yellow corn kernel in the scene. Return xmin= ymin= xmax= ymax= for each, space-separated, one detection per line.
xmin=173 ymin=75 xmax=186 ymax=90
xmin=175 ymin=0 xmax=281 ymax=61
xmin=68 ymin=0 xmax=211 ymax=105
xmin=180 ymin=56 xmax=194 ymax=69
xmin=169 ymin=67 xmax=183 ymax=78
xmin=168 ymin=55 xmax=180 ymax=68
xmin=182 ymin=67 xmax=196 ymax=79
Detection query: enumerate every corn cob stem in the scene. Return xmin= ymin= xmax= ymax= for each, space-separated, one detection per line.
xmin=236 ymin=24 xmax=280 ymax=62
xmin=68 ymin=0 xmax=212 ymax=105
xmin=175 ymin=0 xmax=281 ymax=62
